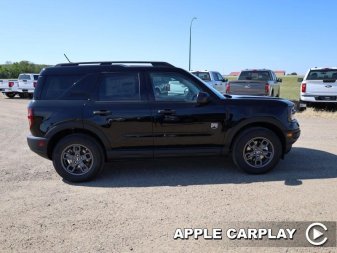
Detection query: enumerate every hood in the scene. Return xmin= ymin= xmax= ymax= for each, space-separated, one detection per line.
xmin=229 ymin=95 xmax=295 ymax=106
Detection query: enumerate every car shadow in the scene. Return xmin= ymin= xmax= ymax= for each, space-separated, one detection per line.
xmin=311 ymin=103 xmax=337 ymax=112
xmin=65 ymin=147 xmax=337 ymax=188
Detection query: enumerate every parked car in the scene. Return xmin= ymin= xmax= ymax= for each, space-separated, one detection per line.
xmin=298 ymin=67 xmax=337 ymax=110
xmin=0 ymin=79 xmax=19 ymax=98
xmin=191 ymin=71 xmax=228 ymax=94
xmin=1 ymin=73 xmax=39 ymax=98
xmin=17 ymin=73 xmax=39 ymax=98
xmin=27 ymin=61 xmax=300 ymax=182
xmin=226 ymin=69 xmax=282 ymax=96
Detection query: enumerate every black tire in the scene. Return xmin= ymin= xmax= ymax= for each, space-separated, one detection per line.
xmin=232 ymin=127 xmax=282 ymax=174
xmin=19 ymin=93 xmax=26 ymax=98
xmin=5 ymin=93 xmax=15 ymax=98
xmin=52 ymin=134 xmax=104 ymax=182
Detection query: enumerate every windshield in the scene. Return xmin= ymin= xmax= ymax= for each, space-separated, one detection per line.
xmin=191 ymin=72 xmax=211 ymax=81
xmin=306 ymin=69 xmax=337 ymax=80
xmin=238 ymin=71 xmax=271 ymax=81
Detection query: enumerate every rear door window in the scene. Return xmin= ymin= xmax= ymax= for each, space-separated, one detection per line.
xmin=98 ymin=72 xmax=141 ymax=101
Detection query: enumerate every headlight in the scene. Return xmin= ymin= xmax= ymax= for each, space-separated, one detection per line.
xmin=288 ymin=105 xmax=296 ymax=122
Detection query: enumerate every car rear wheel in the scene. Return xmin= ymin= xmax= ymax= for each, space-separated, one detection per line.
xmin=232 ymin=127 xmax=282 ymax=174
xmin=5 ymin=93 xmax=15 ymax=98
xmin=52 ymin=134 xmax=104 ymax=182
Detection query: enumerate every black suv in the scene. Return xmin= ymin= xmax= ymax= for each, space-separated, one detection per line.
xmin=27 ymin=61 xmax=300 ymax=182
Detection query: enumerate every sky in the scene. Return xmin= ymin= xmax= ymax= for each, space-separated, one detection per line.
xmin=1 ymin=0 xmax=337 ymax=74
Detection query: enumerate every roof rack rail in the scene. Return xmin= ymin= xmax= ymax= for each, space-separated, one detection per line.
xmin=56 ymin=61 xmax=174 ymax=67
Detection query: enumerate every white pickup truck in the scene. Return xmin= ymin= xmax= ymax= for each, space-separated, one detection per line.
xmin=298 ymin=67 xmax=337 ymax=109
xmin=17 ymin=73 xmax=39 ymax=98
xmin=0 ymin=79 xmax=19 ymax=98
xmin=191 ymin=70 xmax=228 ymax=94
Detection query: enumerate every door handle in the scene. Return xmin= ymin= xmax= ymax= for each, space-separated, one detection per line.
xmin=157 ymin=109 xmax=176 ymax=115
xmin=93 ymin=110 xmax=111 ymax=116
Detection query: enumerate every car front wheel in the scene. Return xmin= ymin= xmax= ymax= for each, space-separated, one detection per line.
xmin=52 ymin=134 xmax=104 ymax=182
xmin=232 ymin=128 xmax=282 ymax=174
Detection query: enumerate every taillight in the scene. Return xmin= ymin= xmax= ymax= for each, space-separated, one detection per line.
xmin=301 ymin=83 xmax=306 ymax=93
xmin=28 ymin=108 xmax=34 ymax=128
xmin=9 ymin=81 xmax=14 ymax=87
xmin=265 ymin=83 xmax=270 ymax=94
xmin=33 ymin=81 xmax=37 ymax=88
xmin=225 ymin=83 xmax=230 ymax=93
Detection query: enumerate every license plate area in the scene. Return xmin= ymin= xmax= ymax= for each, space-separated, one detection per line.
xmin=316 ymin=96 xmax=337 ymax=101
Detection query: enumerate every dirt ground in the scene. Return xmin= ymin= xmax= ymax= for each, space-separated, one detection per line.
xmin=0 ymin=96 xmax=336 ymax=253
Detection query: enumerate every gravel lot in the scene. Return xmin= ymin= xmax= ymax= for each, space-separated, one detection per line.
xmin=0 ymin=96 xmax=336 ymax=253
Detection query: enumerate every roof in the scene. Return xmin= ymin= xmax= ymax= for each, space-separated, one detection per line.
xmin=242 ymin=69 xmax=272 ymax=71
xmin=56 ymin=61 xmax=174 ymax=68
xmin=190 ymin=70 xmax=219 ymax=73
xmin=41 ymin=61 xmax=180 ymax=76
xmin=309 ymin=67 xmax=337 ymax=70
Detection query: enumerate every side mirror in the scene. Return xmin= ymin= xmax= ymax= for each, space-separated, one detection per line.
xmin=196 ymin=92 xmax=210 ymax=105
xmin=223 ymin=78 xmax=228 ymax=82
xmin=297 ymin=77 xmax=303 ymax=82
xmin=277 ymin=78 xmax=282 ymax=83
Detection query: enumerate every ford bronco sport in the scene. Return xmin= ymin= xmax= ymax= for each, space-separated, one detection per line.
xmin=27 ymin=61 xmax=300 ymax=182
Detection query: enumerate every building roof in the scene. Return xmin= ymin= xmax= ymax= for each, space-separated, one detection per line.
xmin=229 ymin=72 xmax=240 ymax=76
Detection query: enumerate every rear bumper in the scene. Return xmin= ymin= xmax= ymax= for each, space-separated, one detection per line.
xmin=284 ymin=120 xmax=301 ymax=153
xmin=27 ymin=135 xmax=50 ymax=159
xmin=301 ymin=94 xmax=337 ymax=103
xmin=1 ymin=89 xmax=18 ymax=93
xmin=17 ymin=88 xmax=34 ymax=93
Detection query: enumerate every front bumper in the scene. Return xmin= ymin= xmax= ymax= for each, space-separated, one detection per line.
xmin=284 ymin=120 xmax=300 ymax=153
xmin=27 ymin=135 xmax=50 ymax=159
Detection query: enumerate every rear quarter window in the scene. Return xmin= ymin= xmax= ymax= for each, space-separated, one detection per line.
xmin=40 ymin=75 xmax=83 ymax=100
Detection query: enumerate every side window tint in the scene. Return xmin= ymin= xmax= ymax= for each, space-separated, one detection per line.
xmin=216 ymin=73 xmax=223 ymax=81
xmin=99 ymin=73 xmax=140 ymax=101
xmin=150 ymin=72 xmax=201 ymax=102
xmin=213 ymin=72 xmax=219 ymax=81
xmin=41 ymin=75 xmax=82 ymax=100
xmin=62 ymin=74 xmax=98 ymax=100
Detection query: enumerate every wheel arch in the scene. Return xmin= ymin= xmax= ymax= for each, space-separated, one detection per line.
xmin=47 ymin=128 xmax=107 ymax=161
xmin=226 ymin=121 xmax=286 ymax=157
